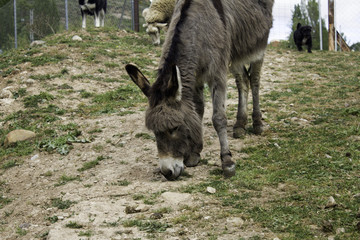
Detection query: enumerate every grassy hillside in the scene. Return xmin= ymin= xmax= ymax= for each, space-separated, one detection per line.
xmin=0 ymin=28 xmax=359 ymax=239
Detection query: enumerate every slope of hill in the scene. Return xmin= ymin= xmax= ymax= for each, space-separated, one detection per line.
xmin=0 ymin=28 xmax=359 ymax=239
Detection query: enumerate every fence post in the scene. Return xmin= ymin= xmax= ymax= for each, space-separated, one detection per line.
xmin=319 ymin=0 xmax=323 ymax=50
xmin=30 ymin=9 xmax=34 ymax=43
xmin=131 ymin=0 xmax=139 ymax=32
xmin=328 ymin=0 xmax=335 ymax=51
xmin=14 ymin=0 xmax=17 ymax=48
xmin=65 ymin=0 xmax=69 ymax=31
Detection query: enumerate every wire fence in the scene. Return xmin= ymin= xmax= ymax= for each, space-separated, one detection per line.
xmin=0 ymin=0 xmax=359 ymax=53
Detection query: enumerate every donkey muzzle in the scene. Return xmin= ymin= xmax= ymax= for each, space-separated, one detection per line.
xmin=159 ymin=157 xmax=184 ymax=180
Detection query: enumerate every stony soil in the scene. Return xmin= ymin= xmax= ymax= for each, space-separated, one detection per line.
xmin=0 ymin=31 xmax=302 ymax=240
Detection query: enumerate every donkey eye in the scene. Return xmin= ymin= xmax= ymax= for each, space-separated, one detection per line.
xmin=169 ymin=127 xmax=179 ymax=135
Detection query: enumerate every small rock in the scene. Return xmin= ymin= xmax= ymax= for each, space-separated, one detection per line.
xmin=226 ymin=217 xmax=244 ymax=226
xmin=23 ymin=78 xmax=36 ymax=85
xmin=353 ymin=193 xmax=360 ymax=201
xmin=0 ymin=87 xmax=13 ymax=99
xmin=30 ymin=40 xmax=45 ymax=47
xmin=19 ymin=223 xmax=31 ymax=229
xmin=328 ymin=236 xmax=335 ymax=240
xmin=161 ymin=192 xmax=191 ymax=205
xmin=31 ymin=154 xmax=39 ymax=161
xmin=204 ymin=216 xmax=211 ymax=220
xmin=72 ymin=35 xmax=82 ymax=41
xmin=206 ymin=187 xmax=216 ymax=194
xmin=325 ymin=196 xmax=337 ymax=208
xmin=125 ymin=206 xmax=141 ymax=214
xmin=4 ymin=129 xmax=36 ymax=147
xmin=274 ymin=143 xmax=281 ymax=149
xmin=0 ymin=98 xmax=15 ymax=105
xmin=336 ymin=227 xmax=345 ymax=234
xmin=135 ymin=204 xmax=150 ymax=212
xmin=325 ymin=154 xmax=332 ymax=159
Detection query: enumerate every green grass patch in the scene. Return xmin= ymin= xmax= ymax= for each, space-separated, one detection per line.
xmin=50 ymin=198 xmax=75 ymax=210
xmin=77 ymin=155 xmax=105 ymax=172
xmin=122 ymin=219 xmax=171 ymax=233
xmin=65 ymin=221 xmax=83 ymax=229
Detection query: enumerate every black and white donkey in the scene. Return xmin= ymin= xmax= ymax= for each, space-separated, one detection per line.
xmin=79 ymin=0 xmax=107 ymax=29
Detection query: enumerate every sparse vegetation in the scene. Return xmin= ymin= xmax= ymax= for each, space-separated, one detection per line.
xmin=0 ymin=28 xmax=359 ymax=239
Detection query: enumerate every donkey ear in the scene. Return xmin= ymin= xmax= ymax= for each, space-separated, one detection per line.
xmin=166 ymin=65 xmax=182 ymax=101
xmin=125 ymin=64 xmax=151 ymax=98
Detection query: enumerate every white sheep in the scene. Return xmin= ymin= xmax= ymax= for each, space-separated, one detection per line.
xmin=142 ymin=0 xmax=176 ymax=45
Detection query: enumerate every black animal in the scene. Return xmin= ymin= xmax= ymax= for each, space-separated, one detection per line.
xmin=79 ymin=0 xmax=107 ymax=29
xmin=294 ymin=23 xmax=312 ymax=53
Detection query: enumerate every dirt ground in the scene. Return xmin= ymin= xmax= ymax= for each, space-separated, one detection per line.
xmin=0 ymin=32 xmax=298 ymax=239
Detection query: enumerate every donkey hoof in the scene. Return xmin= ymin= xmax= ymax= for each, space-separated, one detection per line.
xmin=223 ymin=164 xmax=236 ymax=178
xmin=253 ymin=124 xmax=263 ymax=135
xmin=221 ymin=154 xmax=236 ymax=178
xmin=184 ymin=153 xmax=200 ymax=167
xmin=233 ymin=127 xmax=246 ymax=138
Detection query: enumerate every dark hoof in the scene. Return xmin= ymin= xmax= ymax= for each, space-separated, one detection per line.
xmin=184 ymin=153 xmax=200 ymax=167
xmin=233 ymin=127 xmax=246 ymax=138
xmin=221 ymin=154 xmax=236 ymax=178
xmin=253 ymin=124 xmax=263 ymax=135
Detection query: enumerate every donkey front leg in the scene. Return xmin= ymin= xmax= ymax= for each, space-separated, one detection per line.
xmin=184 ymin=84 xmax=204 ymax=167
xmin=210 ymin=78 xmax=235 ymax=178
xmin=250 ymin=59 xmax=264 ymax=135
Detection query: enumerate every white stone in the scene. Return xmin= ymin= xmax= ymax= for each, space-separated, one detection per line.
xmin=161 ymin=192 xmax=191 ymax=205
xmin=72 ymin=35 xmax=83 ymax=41
xmin=30 ymin=40 xmax=46 ymax=47
xmin=206 ymin=187 xmax=216 ymax=194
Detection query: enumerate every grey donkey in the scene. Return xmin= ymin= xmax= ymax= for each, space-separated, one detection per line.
xmin=126 ymin=0 xmax=273 ymax=180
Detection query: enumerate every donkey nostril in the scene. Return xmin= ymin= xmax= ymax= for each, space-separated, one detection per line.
xmin=161 ymin=169 xmax=174 ymax=180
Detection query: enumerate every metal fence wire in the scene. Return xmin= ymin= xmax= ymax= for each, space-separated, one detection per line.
xmin=0 ymin=0 xmax=359 ymax=52
xmin=0 ymin=0 xmax=149 ymax=51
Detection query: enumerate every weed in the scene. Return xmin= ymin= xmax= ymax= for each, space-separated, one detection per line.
xmin=55 ymin=175 xmax=81 ymax=186
xmin=23 ymin=92 xmax=54 ymax=108
xmin=47 ymin=216 xmax=59 ymax=223
xmin=65 ymin=221 xmax=83 ymax=229
xmin=16 ymin=227 xmax=27 ymax=236
xmin=122 ymin=219 xmax=171 ymax=233
xmin=135 ymin=133 xmax=155 ymax=141
xmin=50 ymin=198 xmax=75 ymax=209
xmin=112 ymin=180 xmax=131 ymax=186
xmin=78 ymin=230 xmax=92 ymax=237
xmin=77 ymin=156 xmax=105 ymax=172
xmin=0 ymin=196 xmax=12 ymax=209
xmin=1 ymin=160 xmax=18 ymax=169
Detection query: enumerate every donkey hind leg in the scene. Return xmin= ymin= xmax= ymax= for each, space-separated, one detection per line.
xmin=231 ymin=64 xmax=250 ymax=138
xmin=184 ymin=83 xmax=204 ymax=167
xmin=99 ymin=9 xmax=105 ymax=27
xmin=210 ymin=75 xmax=235 ymax=178
xmin=249 ymin=59 xmax=264 ymax=135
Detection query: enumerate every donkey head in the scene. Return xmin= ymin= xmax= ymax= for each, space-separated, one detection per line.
xmin=125 ymin=64 xmax=202 ymax=180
